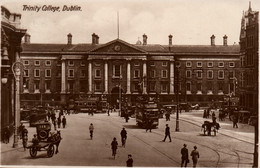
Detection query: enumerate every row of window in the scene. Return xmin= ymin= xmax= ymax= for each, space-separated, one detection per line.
xmin=23 ymin=80 xmax=235 ymax=94
xmin=25 ymin=68 xmax=235 ymax=80
xmin=185 ymin=61 xmax=235 ymax=68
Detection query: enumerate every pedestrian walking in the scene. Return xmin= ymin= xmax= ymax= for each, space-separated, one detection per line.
xmin=181 ymin=144 xmax=189 ymax=167
xmin=55 ymin=130 xmax=62 ymax=154
xmin=111 ymin=137 xmax=118 ymax=159
xmin=57 ymin=117 xmax=61 ymax=128
xmin=4 ymin=126 xmax=10 ymax=144
xmin=146 ymin=118 xmax=153 ymax=132
xmin=165 ymin=112 xmax=170 ymax=121
xmin=125 ymin=112 xmax=129 ymax=122
xmin=233 ymin=115 xmax=239 ymax=128
xmin=89 ymin=123 xmax=94 ymax=139
xmin=53 ymin=118 xmax=57 ymax=130
xmin=62 ymin=116 xmax=67 ymax=128
xmin=107 ymin=109 xmax=110 ymax=116
xmin=18 ymin=123 xmax=25 ymax=139
xmin=120 ymin=128 xmax=127 ymax=147
xmin=162 ymin=124 xmax=171 ymax=142
xmin=190 ymin=146 xmax=200 ymax=168
xmin=126 ymin=154 xmax=133 ymax=167
xmin=22 ymin=129 xmax=28 ymax=151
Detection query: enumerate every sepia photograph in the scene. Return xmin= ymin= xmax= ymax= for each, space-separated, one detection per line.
xmin=0 ymin=0 xmax=259 ymax=167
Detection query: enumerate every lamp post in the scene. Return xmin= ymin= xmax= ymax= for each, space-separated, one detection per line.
xmin=119 ymin=83 xmax=121 ymax=116
xmin=175 ymin=63 xmax=180 ymax=132
xmin=11 ymin=61 xmax=24 ymax=148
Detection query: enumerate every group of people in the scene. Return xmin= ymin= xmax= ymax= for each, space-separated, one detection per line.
xmin=48 ymin=110 xmax=67 ymax=130
xmin=181 ymin=144 xmax=200 ymax=168
xmin=88 ymin=124 xmax=133 ymax=166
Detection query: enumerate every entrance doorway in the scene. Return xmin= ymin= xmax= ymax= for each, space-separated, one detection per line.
xmin=111 ymin=87 xmax=124 ymax=109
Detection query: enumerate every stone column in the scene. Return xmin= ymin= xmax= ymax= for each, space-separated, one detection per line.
xmin=126 ymin=59 xmax=131 ymax=94
xmin=88 ymin=61 xmax=92 ymax=93
xmin=104 ymin=60 xmax=108 ymax=94
xmin=170 ymin=59 xmax=174 ymax=94
xmin=61 ymin=58 xmax=66 ymax=93
xmin=142 ymin=59 xmax=147 ymax=94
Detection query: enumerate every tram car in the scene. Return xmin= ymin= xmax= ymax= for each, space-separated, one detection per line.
xmin=135 ymin=97 xmax=160 ymax=128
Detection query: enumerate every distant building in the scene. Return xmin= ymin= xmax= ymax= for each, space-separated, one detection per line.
xmin=239 ymin=3 xmax=259 ymax=115
xmin=1 ymin=6 xmax=26 ymax=140
xmin=20 ymin=33 xmax=240 ymax=108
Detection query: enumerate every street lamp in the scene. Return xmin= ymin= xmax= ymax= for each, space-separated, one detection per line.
xmin=11 ymin=61 xmax=24 ymax=148
xmin=175 ymin=62 xmax=180 ymax=132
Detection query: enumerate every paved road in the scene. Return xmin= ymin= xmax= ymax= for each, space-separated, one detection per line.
xmin=1 ymin=111 xmax=254 ymax=167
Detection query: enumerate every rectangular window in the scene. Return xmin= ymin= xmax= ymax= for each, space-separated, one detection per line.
xmin=150 ymin=70 xmax=156 ymax=78
xmin=68 ymin=81 xmax=74 ymax=91
xmin=95 ymin=82 xmax=101 ymax=91
xmin=229 ymin=71 xmax=234 ymax=79
xmin=218 ymin=62 xmax=224 ymax=67
xmin=150 ymin=61 xmax=155 ymax=66
xmin=68 ymin=69 xmax=74 ymax=77
xmin=24 ymin=60 xmax=29 ymax=65
xmin=45 ymin=60 xmax=51 ymax=66
xmin=150 ymin=82 xmax=156 ymax=91
xmin=34 ymin=80 xmax=40 ymax=92
xmin=45 ymin=69 xmax=51 ymax=77
xmin=161 ymin=83 xmax=167 ymax=92
xmin=161 ymin=70 xmax=167 ymax=78
xmin=95 ymin=69 xmax=101 ymax=78
xmin=186 ymin=62 xmax=192 ymax=67
xmin=207 ymin=62 xmax=213 ymax=67
xmin=186 ymin=82 xmax=191 ymax=91
xmin=229 ymin=62 xmax=235 ymax=67
xmin=207 ymin=70 xmax=213 ymax=79
xmin=218 ymin=81 xmax=224 ymax=91
xmin=24 ymin=69 xmax=29 ymax=77
xmin=197 ymin=62 xmax=202 ymax=67
xmin=186 ymin=70 xmax=192 ymax=78
xmin=230 ymin=83 xmax=234 ymax=93
xmin=35 ymin=60 xmax=40 ymax=66
xmin=162 ymin=61 xmax=167 ymax=66
xmin=218 ymin=70 xmax=224 ymax=79
xmin=34 ymin=69 xmax=40 ymax=77
xmin=45 ymin=80 xmax=51 ymax=92
xmin=80 ymin=70 xmax=86 ymax=78
xmin=207 ymin=81 xmax=213 ymax=91
xmin=113 ymin=65 xmax=121 ymax=77
xmin=23 ymin=79 xmax=29 ymax=92
xmin=68 ymin=60 xmax=74 ymax=66
xmin=197 ymin=82 xmax=202 ymax=91
xmin=134 ymin=70 xmax=140 ymax=78
xmin=197 ymin=70 xmax=202 ymax=78
xmin=134 ymin=82 xmax=140 ymax=91
xmin=56 ymin=80 xmax=61 ymax=92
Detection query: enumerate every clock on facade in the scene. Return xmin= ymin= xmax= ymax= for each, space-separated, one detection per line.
xmin=114 ymin=45 xmax=121 ymax=52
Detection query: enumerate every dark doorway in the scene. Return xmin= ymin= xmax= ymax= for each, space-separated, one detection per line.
xmin=111 ymin=87 xmax=124 ymax=109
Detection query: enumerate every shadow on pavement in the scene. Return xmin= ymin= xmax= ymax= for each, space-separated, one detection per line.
xmin=22 ymin=153 xmax=48 ymax=159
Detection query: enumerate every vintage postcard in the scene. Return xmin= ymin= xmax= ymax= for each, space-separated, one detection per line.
xmin=1 ymin=0 xmax=259 ymax=167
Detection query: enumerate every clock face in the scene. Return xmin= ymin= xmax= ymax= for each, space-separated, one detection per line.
xmin=114 ymin=45 xmax=121 ymax=52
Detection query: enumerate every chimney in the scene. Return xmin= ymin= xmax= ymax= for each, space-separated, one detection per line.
xmin=143 ymin=34 xmax=147 ymax=45
xmin=96 ymin=34 xmax=99 ymax=44
xmin=92 ymin=33 xmax=99 ymax=45
xmin=210 ymin=35 xmax=215 ymax=46
xmin=168 ymin=34 xmax=173 ymax=45
xmin=24 ymin=33 xmax=31 ymax=44
xmin=223 ymin=35 xmax=228 ymax=46
xmin=67 ymin=33 xmax=72 ymax=45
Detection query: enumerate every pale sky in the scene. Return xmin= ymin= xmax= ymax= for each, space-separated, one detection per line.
xmin=1 ymin=0 xmax=260 ymax=45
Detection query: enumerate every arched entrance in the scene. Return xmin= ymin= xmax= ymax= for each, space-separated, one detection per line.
xmin=110 ymin=87 xmax=124 ymax=109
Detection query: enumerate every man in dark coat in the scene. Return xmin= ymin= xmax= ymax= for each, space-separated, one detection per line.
xmin=120 ymin=128 xmax=127 ymax=147
xmin=126 ymin=154 xmax=133 ymax=167
xmin=162 ymin=124 xmax=172 ymax=142
xmin=181 ymin=144 xmax=189 ymax=167
xmin=62 ymin=116 xmax=67 ymax=128
xmin=111 ymin=137 xmax=118 ymax=159
xmin=146 ymin=118 xmax=153 ymax=132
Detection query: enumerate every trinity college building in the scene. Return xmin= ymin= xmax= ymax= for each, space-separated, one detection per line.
xmin=20 ymin=33 xmax=241 ymax=107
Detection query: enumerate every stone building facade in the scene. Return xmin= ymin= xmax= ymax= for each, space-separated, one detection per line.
xmin=20 ymin=33 xmax=240 ymax=108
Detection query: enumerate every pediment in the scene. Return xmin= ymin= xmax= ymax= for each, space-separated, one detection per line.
xmin=90 ymin=39 xmax=146 ymax=54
